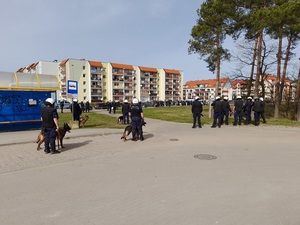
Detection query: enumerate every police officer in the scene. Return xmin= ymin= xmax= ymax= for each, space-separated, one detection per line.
xmin=122 ymin=99 xmax=130 ymax=124
xmin=41 ymin=98 xmax=60 ymax=154
xmin=129 ymin=98 xmax=144 ymax=141
xmin=71 ymin=99 xmax=82 ymax=123
xmin=191 ymin=96 xmax=203 ymax=128
xmin=211 ymin=96 xmax=224 ymax=128
xmin=233 ymin=96 xmax=243 ymax=126
xmin=243 ymin=97 xmax=253 ymax=125
xmin=260 ymin=97 xmax=267 ymax=123
xmin=221 ymin=96 xmax=231 ymax=125
xmin=253 ymin=97 xmax=263 ymax=126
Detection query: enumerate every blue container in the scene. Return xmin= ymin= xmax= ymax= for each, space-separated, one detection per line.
xmin=0 ymin=90 xmax=56 ymax=132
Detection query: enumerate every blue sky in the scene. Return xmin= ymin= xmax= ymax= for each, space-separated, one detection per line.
xmin=1 ymin=0 xmax=299 ymax=82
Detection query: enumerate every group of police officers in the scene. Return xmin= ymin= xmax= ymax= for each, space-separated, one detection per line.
xmin=192 ymin=96 xmax=266 ymax=128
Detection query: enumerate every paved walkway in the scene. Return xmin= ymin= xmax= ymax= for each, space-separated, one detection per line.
xmin=1 ymin=109 xmax=300 ymax=225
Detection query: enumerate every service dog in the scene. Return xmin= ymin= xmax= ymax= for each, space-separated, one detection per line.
xmin=36 ymin=123 xmax=72 ymax=150
xmin=121 ymin=121 xmax=146 ymax=141
xmin=117 ymin=116 xmax=124 ymax=124
xmin=79 ymin=115 xmax=89 ymax=128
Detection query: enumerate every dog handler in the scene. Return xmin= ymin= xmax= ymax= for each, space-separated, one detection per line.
xmin=41 ymin=98 xmax=60 ymax=154
xmin=129 ymin=98 xmax=144 ymax=141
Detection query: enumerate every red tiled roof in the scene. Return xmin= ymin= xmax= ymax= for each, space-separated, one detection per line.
xmin=89 ymin=61 xmax=102 ymax=67
xmin=164 ymin=69 xmax=180 ymax=74
xmin=60 ymin=59 xmax=69 ymax=66
xmin=111 ymin=63 xmax=134 ymax=70
xmin=139 ymin=66 xmax=157 ymax=73
xmin=27 ymin=63 xmax=38 ymax=69
xmin=17 ymin=67 xmax=25 ymax=72
xmin=185 ymin=78 xmax=228 ymax=89
xmin=265 ymin=74 xmax=292 ymax=83
xmin=230 ymin=80 xmax=248 ymax=88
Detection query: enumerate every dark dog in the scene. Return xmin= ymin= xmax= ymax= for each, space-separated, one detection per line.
xmin=79 ymin=115 xmax=89 ymax=128
xmin=36 ymin=123 xmax=71 ymax=150
xmin=118 ymin=116 xmax=124 ymax=124
xmin=121 ymin=121 xmax=146 ymax=141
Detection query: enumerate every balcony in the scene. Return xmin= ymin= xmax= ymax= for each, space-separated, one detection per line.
xmin=113 ymin=92 xmax=124 ymax=96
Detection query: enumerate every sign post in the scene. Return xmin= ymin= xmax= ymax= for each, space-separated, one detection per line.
xmin=67 ymin=80 xmax=78 ymax=121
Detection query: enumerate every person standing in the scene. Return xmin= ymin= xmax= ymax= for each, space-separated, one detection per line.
xmin=112 ymin=101 xmax=117 ymax=114
xmin=60 ymin=101 xmax=64 ymax=113
xmin=260 ymin=97 xmax=267 ymax=123
xmin=108 ymin=101 xmax=112 ymax=113
xmin=41 ymin=98 xmax=60 ymax=154
xmin=71 ymin=99 xmax=82 ymax=124
xmin=85 ymin=101 xmax=90 ymax=113
xmin=233 ymin=96 xmax=244 ymax=126
xmin=211 ymin=96 xmax=224 ymax=128
xmin=129 ymin=98 xmax=144 ymax=141
xmin=122 ymin=99 xmax=130 ymax=124
xmin=80 ymin=101 xmax=85 ymax=113
xmin=191 ymin=96 xmax=203 ymax=128
xmin=243 ymin=97 xmax=253 ymax=125
xmin=253 ymin=97 xmax=263 ymax=126
xmin=222 ymin=96 xmax=231 ymax=125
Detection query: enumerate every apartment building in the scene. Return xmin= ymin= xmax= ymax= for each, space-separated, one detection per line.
xmin=184 ymin=75 xmax=295 ymax=101
xmin=184 ymin=78 xmax=230 ymax=101
xmin=18 ymin=58 xmax=183 ymax=103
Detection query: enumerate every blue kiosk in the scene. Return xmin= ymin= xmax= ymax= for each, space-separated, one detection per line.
xmin=0 ymin=72 xmax=60 ymax=132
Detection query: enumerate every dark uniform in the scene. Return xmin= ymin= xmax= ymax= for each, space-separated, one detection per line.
xmin=243 ymin=98 xmax=253 ymax=125
xmin=211 ymin=97 xmax=224 ymax=128
xmin=130 ymin=103 xmax=144 ymax=141
xmin=112 ymin=101 xmax=117 ymax=114
xmin=85 ymin=101 xmax=90 ymax=113
xmin=253 ymin=98 xmax=263 ymax=126
xmin=191 ymin=97 xmax=203 ymax=128
xmin=233 ymin=97 xmax=243 ymax=126
xmin=122 ymin=101 xmax=131 ymax=124
xmin=71 ymin=100 xmax=82 ymax=121
xmin=41 ymin=99 xmax=60 ymax=154
xmin=60 ymin=101 xmax=64 ymax=113
xmin=260 ymin=98 xmax=267 ymax=123
xmin=221 ymin=98 xmax=231 ymax=125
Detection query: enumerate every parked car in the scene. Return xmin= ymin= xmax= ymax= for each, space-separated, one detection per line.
xmin=56 ymin=100 xmax=71 ymax=109
xmin=93 ymin=103 xmax=107 ymax=109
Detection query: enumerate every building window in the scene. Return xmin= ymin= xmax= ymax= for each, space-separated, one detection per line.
xmin=83 ymin=74 xmax=86 ymax=78
xmin=83 ymin=66 xmax=85 ymax=70
xmin=83 ymin=81 xmax=86 ymax=85
xmin=84 ymin=89 xmax=86 ymax=93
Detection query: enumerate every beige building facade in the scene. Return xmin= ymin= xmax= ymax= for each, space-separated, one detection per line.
xmin=18 ymin=58 xmax=183 ymax=103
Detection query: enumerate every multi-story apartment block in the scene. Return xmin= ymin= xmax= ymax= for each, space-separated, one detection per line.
xmin=184 ymin=75 xmax=296 ymax=102
xmin=18 ymin=58 xmax=183 ymax=103
xmin=183 ymin=78 xmax=230 ymax=101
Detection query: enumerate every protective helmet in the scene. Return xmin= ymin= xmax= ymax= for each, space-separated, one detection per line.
xmin=45 ymin=98 xmax=55 ymax=105
xmin=73 ymin=99 xmax=78 ymax=102
xmin=132 ymin=98 xmax=139 ymax=104
xmin=237 ymin=96 xmax=242 ymax=99
xmin=195 ymin=96 xmax=199 ymax=100
xmin=223 ymin=96 xmax=228 ymax=100
xmin=124 ymin=99 xmax=128 ymax=103
xmin=216 ymin=96 xmax=220 ymax=100
xmin=259 ymin=97 xmax=264 ymax=101
xmin=247 ymin=97 xmax=252 ymax=100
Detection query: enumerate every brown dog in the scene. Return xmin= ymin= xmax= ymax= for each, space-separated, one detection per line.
xmin=36 ymin=123 xmax=71 ymax=150
xmin=79 ymin=115 xmax=89 ymax=128
xmin=120 ymin=121 xmax=146 ymax=141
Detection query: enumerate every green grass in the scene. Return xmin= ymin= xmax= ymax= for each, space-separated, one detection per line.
xmin=58 ymin=112 xmax=124 ymax=129
xmin=58 ymin=106 xmax=300 ymax=129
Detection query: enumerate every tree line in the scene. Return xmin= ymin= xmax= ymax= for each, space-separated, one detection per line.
xmin=188 ymin=0 xmax=300 ymax=120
